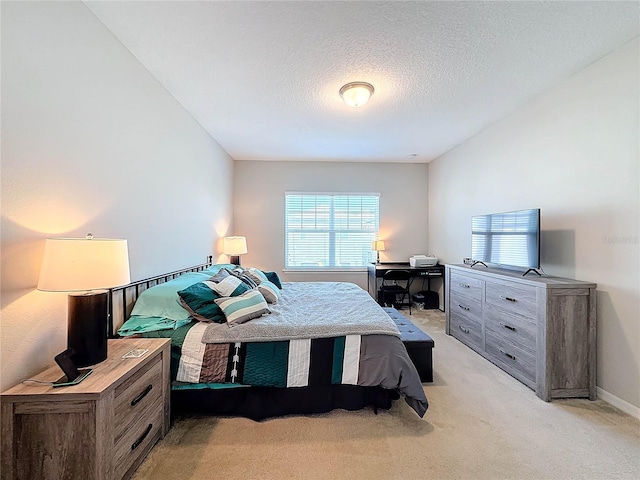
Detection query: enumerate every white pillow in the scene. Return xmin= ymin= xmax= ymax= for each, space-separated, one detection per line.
xmin=207 ymin=276 xmax=243 ymax=297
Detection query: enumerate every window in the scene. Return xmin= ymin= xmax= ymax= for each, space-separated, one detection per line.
xmin=285 ymin=193 xmax=380 ymax=269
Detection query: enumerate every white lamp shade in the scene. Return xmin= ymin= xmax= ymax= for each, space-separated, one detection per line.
xmin=222 ymin=236 xmax=248 ymax=256
xmin=38 ymin=237 xmax=131 ymax=292
xmin=372 ymin=240 xmax=386 ymax=251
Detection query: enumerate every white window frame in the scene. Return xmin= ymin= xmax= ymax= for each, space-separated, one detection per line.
xmin=284 ymin=192 xmax=381 ymax=271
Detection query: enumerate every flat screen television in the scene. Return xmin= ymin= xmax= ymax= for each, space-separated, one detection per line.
xmin=471 ymin=208 xmax=540 ymax=273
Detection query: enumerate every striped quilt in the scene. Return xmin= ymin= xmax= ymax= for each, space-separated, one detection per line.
xmin=176 ymin=322 xmax=428 ymax=417
xmin=178 ymin=323 xmax=363 ymax=387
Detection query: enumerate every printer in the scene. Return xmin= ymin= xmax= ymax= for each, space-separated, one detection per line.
xmin=409 ymin=255 xmax=439 ymax=267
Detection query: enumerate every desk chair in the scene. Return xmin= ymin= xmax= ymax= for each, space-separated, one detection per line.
xmin=379 ymin=270 xmax=412 ymax=314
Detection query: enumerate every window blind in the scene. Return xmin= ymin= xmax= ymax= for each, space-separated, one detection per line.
xmin=285 ymin=193 xmax=380 ymax=268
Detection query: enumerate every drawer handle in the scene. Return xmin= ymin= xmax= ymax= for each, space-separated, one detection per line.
xmin=458 ymin=304 xmax=470 ymax=311
xmin=499 ymin=349 xmax=516 ymax=361
xmin=501 ymin=323 xmax=516 ymax=332
xmin=500 ymin=295 xmax=517 ymax=303
xmin=131 ymin=424 xmax=153 ymax=451
xmin=131 ymin=384 xmax=153 ymax=407
xmin=458 ymin=325 xmax=470 ymax=334
xmin=458 ymin=283 xmax=470 ymax=288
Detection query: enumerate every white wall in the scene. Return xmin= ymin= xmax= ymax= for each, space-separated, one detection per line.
xmin=428 ymin=39 xmax=639 ymax=411
xmin=0 ymin=2 xmax=234 ymax=391
xmin=233 ymin=161 xmax=430 ymax=289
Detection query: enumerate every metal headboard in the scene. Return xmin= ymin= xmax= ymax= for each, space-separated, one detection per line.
xmin=108 ymin=256 xmax=213 ymax=337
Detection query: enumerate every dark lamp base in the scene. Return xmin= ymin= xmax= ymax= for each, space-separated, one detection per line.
xmin=67 ymin=291 xmax=108 ymax=367
xmin=229 ymin=255 xmax=241 ymax=266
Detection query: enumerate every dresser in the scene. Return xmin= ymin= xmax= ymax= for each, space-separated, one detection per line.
xmin=1 ymin=338 xmax=170 ymax=480
xmin=445 ymin=264 xmax=596 ymax=401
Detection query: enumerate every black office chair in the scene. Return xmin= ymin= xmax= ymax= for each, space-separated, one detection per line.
xmin=379 ymin=270 xmax=412 ymax=314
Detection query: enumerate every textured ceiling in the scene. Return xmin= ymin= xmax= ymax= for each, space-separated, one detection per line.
xmin=85 ymin=1 xmax=639 ymax=163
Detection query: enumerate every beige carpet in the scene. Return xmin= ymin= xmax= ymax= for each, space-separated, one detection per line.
xmin=133 ymin=309 xmax=640 ymax=480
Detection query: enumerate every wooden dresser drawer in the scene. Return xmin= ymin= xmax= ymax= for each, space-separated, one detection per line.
xmin=485 ymin=331 xmax=536 ymax=386
xmin=484 ymin=305 xmax=536 ymax=355
xmin=450 ymin=272 xmax=482 ymax=302
xmin=113 ymin=397 xmax=164 ymax=480
xmin=449 ymin=293 xmax=482 ymax=324
xmin=449 ymin=310 xmax=483 ymax=351
xmin=485 ymin=281 xmax=537 ymax=320
xmin=114 ymin=354 xmax=163 ymax=440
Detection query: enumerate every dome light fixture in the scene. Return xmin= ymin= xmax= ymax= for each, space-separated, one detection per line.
xmin=339 ymin=82 xmax=374 ymax=107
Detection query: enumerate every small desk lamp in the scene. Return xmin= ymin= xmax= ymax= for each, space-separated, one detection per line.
xmin=372 ymin=240 xmax=386 ymax=264
xmin=223 ymin=236 xmax=248 ymax=266
xmin=38 ymin=234 xmax=130 ymax=367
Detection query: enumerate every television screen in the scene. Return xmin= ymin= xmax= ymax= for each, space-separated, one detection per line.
xmin=471 ymin=209 xmax=540 ymax=269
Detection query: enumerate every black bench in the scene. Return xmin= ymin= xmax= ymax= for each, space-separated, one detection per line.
xmin=383 ymin=307 xmax=434 ymax=383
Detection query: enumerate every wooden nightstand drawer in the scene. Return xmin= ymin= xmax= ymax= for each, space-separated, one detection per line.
xmin=114 ymin=354 xmax=163 ymax=439
xmin=113 ymin=397 xmax=164 ymax=480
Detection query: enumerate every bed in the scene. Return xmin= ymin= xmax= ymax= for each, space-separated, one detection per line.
xmin=108 ymin=261 xmax=428 ymax=421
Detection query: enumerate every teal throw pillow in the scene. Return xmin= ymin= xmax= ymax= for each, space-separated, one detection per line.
xmin=264 ymin=271 xmax=282 ymax=289
xmin=177 ymin=281 xmax=225 ymax=323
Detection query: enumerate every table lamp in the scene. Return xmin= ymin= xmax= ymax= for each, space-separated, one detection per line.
xmin=372 ymin=240 xmax=386 ymax=264
xmin=38 ymin=234 xmax=130 ymax=367
xmin=223 ymin=236 xmax=248 ymax=266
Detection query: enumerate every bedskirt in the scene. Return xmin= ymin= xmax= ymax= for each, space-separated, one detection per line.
xmin=171 ymin=384 xmax=398 ymax=421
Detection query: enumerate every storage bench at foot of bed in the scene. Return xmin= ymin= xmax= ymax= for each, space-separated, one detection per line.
xmin=383 ymin=307 xmax=435 ymax=383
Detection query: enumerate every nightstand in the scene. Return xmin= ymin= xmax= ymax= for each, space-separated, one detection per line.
xmin=1 ymin=338 xmax=170 ymax=480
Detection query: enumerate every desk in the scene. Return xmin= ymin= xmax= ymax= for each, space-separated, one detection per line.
xmin=367 ymin=262 xmax=445 ymax=310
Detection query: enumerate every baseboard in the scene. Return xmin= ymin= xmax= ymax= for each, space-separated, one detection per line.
xmin=597 ymin=387 xmax=640 ymax=420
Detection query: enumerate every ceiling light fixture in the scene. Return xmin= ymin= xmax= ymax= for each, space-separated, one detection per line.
xmin=339 ymin=82 xmax=374 ymax=107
